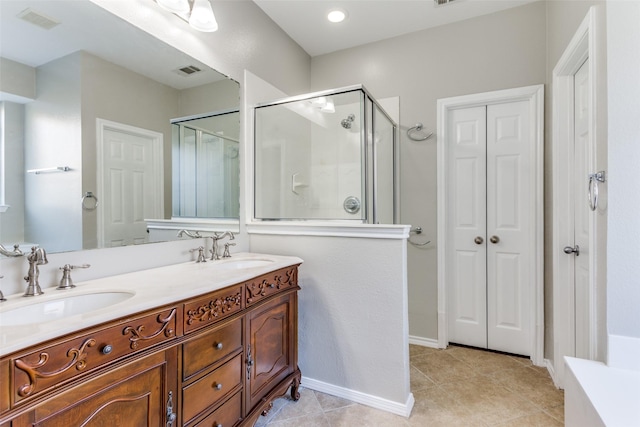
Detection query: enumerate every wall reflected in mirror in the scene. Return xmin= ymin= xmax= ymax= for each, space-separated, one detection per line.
xmin=0 ymin=0 xmax=240 ymax=254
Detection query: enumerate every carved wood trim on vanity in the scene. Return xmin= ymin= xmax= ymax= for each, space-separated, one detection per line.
xmin=0 ymin=264 xmax=301 ymax=427
xmin=246 ymin=266 xmax=297 ymax=305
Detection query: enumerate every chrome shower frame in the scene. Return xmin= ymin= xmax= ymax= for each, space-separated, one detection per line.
xmin=254 ymin=84 xmax=399 ymax=224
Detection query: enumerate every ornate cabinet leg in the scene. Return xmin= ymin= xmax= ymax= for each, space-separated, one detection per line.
xmin=290 ymin=369 xmax=301 ymax=401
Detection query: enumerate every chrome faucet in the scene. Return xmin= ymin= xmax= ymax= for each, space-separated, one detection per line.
xmin=177 ymin=229 xmax=202 ymax=239
xmin=0 ymin=276 xmax=6 ymax=302
xmin=0 ymin=243 xmax=24 ymax=257
xmin=24 ymin=246 xmax=48 ymax=296
xmin=209 ymin=231 xmax=235 ymax=260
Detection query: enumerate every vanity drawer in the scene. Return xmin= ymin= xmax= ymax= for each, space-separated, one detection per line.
xmin=11 ymin=306 xmax=177 ymax=405
xmin=182 ymin=354 xmax=242 ymax=423
xmin=193 ymin=391 xmax=242 ymax=427
xmin=183 ymin=318 xmax=242 ymax=380
xmin=184 ymin=285 xmax=244 ymax=334
xmin=245 ymin=266 xmax=299 ymax=306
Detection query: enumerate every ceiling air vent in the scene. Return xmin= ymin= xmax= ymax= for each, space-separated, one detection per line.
xmin=434 ymin=0 xmax=455 ymax=6
xmin=17 ymin=8 xmax=60 ymax=30
xmin=174 ymin=65 xmax=202 ymax=77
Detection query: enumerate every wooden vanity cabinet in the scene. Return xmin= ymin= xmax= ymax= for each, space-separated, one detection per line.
xmin=0 ymin=264 xmax=301 ymax=427
xmin=10 ymin=348 xmax=178 ymax=427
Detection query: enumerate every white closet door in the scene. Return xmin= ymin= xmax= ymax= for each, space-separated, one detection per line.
xmin=486 ymin=101 xmax=532 ymax=355
xmin=446 ymin=106 xmax=488 ymax=348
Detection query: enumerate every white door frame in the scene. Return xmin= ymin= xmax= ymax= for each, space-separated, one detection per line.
xmin=552 ymin=7 xmax=606 ymax=388
xmin=436 ymin=85 xmax=545 ymax=366
xmin=96 ymin=118 xmax=164 ymax=247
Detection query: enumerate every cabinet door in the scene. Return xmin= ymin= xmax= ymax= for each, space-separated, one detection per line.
xmin=246 ymin=293 xmax=295 ymax=412
xmin=27 ymin=350 xmax=176 ymax=427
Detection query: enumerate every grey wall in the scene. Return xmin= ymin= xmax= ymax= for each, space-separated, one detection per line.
xmin=178 ymin=79 xmax=240 ymax=117
xmin=1 ymin=102 xmax=26 ymax=243
xmin=606 ymin=0 xmax=640 ymax=339
xmin=310 ymin=1 xmax=547 ymax=342
xmin=24 ymin=54 xmax=83 ymax=253
xmin=80 ymin=52 xmax=180 ymax=248
xmin=0 ymin=58 xmax=35 ymax=100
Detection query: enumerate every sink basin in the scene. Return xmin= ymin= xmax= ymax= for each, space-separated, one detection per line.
xmin=0 ymin=291 xmax=135 ymax=326
xmin=215 ymin=259 xmax=275 ymax=270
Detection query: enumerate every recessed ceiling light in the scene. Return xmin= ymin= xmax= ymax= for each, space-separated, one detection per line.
xmin=327 ymin=9 xmax=347 ymax=23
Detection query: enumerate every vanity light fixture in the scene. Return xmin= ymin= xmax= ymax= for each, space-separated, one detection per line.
xmin=156 ymin=0 xmax=218 ymax=32
xmin=327 ymin=9 xmax=347 ymax=23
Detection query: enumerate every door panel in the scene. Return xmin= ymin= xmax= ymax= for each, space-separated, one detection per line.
xmin=103 ymin=127 xmax=160 ymax=247
xmin=574 ymin=58 xmax=591 ymax=358
xmin=447 ymin=106 xmax=487 ymax=348
xmin=486 ymin=101 xmax=531 ymax=356
xmin=446 ymin=100 xmax=532 ymax=356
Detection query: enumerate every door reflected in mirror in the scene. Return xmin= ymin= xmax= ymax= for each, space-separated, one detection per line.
xmin=0 ymin=0 xmax=240 ymax=254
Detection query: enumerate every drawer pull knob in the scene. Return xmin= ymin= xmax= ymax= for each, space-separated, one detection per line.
xmin=215 ymin=342 xmax=223 ymax=350
xmin=214 ymin=382 xmax=223 ymax=390
xmin=101 ymin=345 xmax=113 ymax=355
xmin=269 ymin=283 xmax=275 ymax=288
xmin=216 ymin=424 xmax=222 ymax=427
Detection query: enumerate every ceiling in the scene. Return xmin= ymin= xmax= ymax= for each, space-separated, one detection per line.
xmin=253 ymin=0 xmax=539 ymax=57
xmin=0 ymin=0 xmax=226 ymax=93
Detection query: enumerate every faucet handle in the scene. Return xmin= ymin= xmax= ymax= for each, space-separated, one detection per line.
xmin=223 ymin=242 xmax=236 ymax=258
xmin=190 ymin=246 xmax=207 ymax=263
xmin=57 ymin=264 xmax=91 ymax=290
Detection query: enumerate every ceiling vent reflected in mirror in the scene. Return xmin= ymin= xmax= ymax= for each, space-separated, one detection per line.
xmin=17 ymin=8 xmax=60 ymax=30
xmin=174 ymin=65 xmax=202 ymax=77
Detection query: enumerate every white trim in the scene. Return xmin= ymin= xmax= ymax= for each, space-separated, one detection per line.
xmin=246 ymin=222 xmax=410 ymax=239
xmin=436 ymin=84 xmax=545 ymax=365
xmin=96 ymin=119 xmax=164 ymax=248
xmin=145 ymin=218 xmax=240 ymax=234
xmin=545 ymin=358 xmax=560 ymax=387
xmin=408 ymin=335 xmax=439 ymax=349
xmin=552 ymin=7 xmax=604 ymax=388
xmin=301 ymin=376 xmax=415 ymax=418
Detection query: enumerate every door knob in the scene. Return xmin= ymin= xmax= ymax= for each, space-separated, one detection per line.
xmin=489 ymin=235 xmax=500 ymax=244
xmin=474 ymin=236 xmax=484 ymax=245
xmin=563 ymin=245 xmax=580 ymax=256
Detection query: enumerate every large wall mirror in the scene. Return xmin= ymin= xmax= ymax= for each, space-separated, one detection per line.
xmin=0 ymin=0 xmax=240 ymax=254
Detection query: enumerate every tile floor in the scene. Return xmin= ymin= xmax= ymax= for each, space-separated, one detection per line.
xmin=254 ymin=344 xmax=564 ymax=426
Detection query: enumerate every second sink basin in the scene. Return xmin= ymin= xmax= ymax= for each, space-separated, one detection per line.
xmin=215 ymin=259 xmax=275 ymax=270
xmin=0 ymin=291 xmax=135 ymax=326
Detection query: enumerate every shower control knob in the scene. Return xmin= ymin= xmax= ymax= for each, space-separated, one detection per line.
xmin=474 ymin=236 xmax=484 ymax=245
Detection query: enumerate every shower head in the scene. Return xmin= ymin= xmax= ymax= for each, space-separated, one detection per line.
xmin=341 ymin=114 xmax=355 ymax=129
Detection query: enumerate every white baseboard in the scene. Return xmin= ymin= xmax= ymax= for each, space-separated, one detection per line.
xmin=545 ymin=358 xmax=561 ymax=388
xmin=408 ymin=335 xmax=439 ymax=348
xmin=301 ymin=376 xmax=414 ymax=418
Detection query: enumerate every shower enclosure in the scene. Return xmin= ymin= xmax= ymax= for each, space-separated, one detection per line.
xmin=254 ymin=85 xmax=398 ymax=224
xmin=172 ymin=109 xmax=240 ymax=219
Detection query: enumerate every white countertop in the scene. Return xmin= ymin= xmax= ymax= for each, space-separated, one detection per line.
xmin=0 ymin=253 xmax=303 ymax=357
